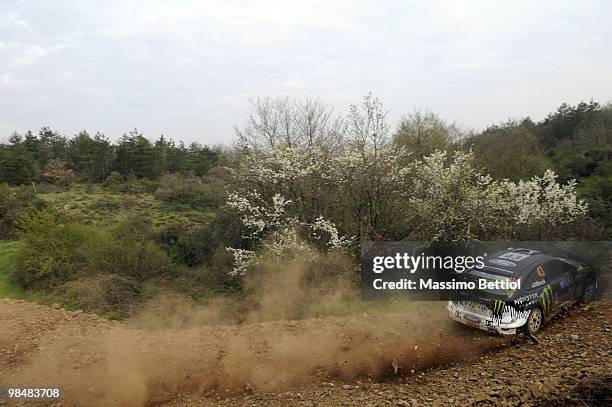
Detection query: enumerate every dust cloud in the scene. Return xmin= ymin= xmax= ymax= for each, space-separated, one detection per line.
xmin=6 ymin=253 xmax=506 ymax=406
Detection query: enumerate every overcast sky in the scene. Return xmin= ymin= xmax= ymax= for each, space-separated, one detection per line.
xmin=1 ymin=1 xmax=611 ymax=144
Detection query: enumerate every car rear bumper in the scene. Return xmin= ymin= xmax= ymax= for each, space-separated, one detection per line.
xmin=447 ymin=301 xmax=527 ymax=336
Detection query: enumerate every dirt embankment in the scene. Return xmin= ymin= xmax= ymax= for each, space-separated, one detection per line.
xmin=0 ymin=299 xmax=610 ymax=406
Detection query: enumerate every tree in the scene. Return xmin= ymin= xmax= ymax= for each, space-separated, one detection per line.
xmin=37 ymin=127 xmax=68 ymax=167
xmin=42 ymin=159 xmax=75 ymax=186
xmin=0 ymin=184 xmax=40 ymax=239
xmin=464 ymin=101 xmax=611 ymax=236
xmin=339 ymin=93 xmax=408 ymax=239
xmin=538 ymin=101 xmax=602 ymax=147
xmin=185 ymin=142 xmax=220 ymax=176
xmin=67 ymin=131 xmax=114 ymax=181
xmin=403 ymin=151 xmax=588 ymax=240
xmin=23 ymin=131 xmax=40 ymax=160
xmin=224 ymin=94 xmax=413 ymax=273
xmin=403 ymin=151 xmax=499 ymax=240
xmin=236 ymin=96 xmax=342 ymax=150
xmin=154 ymin=135 xmax=173 ymax=175
xmin=114 ymin=129 xmax=158 ymax=178
xmin=0 ymin=134 xmax=36 ymax=185
xmin=394 ymin=110 xmax=462 ymax=158
xmin=465 ymin=118 xmax=550 ymax=181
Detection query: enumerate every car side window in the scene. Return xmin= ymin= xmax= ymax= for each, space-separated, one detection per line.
xmin=562 ymin=262 xmax=577 ymax=276
xmin=542 ymin=260 xmax=565 ymax=283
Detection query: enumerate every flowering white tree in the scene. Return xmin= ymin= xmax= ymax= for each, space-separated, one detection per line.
xmin=225 ymin=95 xmax=411 ymax=273
xmin=404 ymin=151 xmax=588 ymax=240
xmin=404 ymin=151 xmax=499 ymax=240
xmin=225 ymin=94 xmax=589 ymax=274
xmin=225 ymin=186 xmax=349 ymax=275
xmin=500 ymin=170 xmax=588 ymax=225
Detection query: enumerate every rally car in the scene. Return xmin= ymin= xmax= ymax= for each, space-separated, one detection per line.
xmin=447 ymin=248 xmax=597 ymax=335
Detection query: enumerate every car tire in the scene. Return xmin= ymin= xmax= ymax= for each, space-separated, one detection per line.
xmin=525 ymin=307 xmax=543 ymax=335
xmin=580 ymin=280 xmax=595 ymax=304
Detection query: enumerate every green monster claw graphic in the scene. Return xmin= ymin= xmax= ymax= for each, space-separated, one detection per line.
xmin=490 ymin=299 xmax=505 ymax=316
xmin=540 ymin=284 xmax=553 ymax=314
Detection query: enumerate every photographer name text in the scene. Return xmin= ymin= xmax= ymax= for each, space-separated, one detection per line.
xmin=372 ymin=278 xmax=521 ymax=291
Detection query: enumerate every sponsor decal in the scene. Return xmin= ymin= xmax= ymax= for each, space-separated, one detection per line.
xmin=499 ymin=252 xmax=530 ymax=261
xmin=490 ymin=299 xmax=505 ymax=316
xmin=532 ymin=280 xmax=546 ymax=288
xmin=513 ymin=292 xmax=538 ymax=306
xmin=536 ymin=265 xmax=546 ymax=278
xmin=488 ymin=302 xmax=531 ymax=326
xmin=540 ymin=284 xmax=553 ymax=314
xmin=453 ymin=299 xmax=531 ymax=329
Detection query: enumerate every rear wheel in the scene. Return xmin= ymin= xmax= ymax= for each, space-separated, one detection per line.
xmin=525 ymin=308 xmax=543 ymax=335
xmin=580 ymin=280 xmax=595 ymax=304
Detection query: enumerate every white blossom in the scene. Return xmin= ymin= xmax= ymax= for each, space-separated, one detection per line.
xmin=226 ymin=248 xmax=256 ymax=276
xmin=310 ymin=216 xmax=353 ymax=249
xmin=499 ymin=169 xmax=588 ymax=225
xmin=224 ymin=95 xmax=588 ymax=271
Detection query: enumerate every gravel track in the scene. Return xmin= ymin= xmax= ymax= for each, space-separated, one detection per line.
xmin=0 ymin=299 xmax=610 ymax=406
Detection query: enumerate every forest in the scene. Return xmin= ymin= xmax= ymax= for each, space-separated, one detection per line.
xmin=0 ymin=95 xmax=610 ymax=318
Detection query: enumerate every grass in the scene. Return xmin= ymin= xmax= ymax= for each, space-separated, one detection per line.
xmin=0 ymin=241 xmax=25 ymax=299
xmin=39 ymin=183 xmax=213 ymax=229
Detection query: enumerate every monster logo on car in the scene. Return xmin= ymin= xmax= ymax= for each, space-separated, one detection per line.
xmin=490 ymin=299 xmax=505 ymax=316
xmin=540 ymin=284 xmax=553 ymax=314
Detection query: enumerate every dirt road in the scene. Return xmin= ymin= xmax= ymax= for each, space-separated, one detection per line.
xmin=0 ymin=299 xmax=610 ymax=406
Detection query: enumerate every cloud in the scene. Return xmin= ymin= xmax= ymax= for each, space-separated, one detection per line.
xmin=0 ymin=11 xmax=32 ymax=31
xmin=0 ymin=0 xmax=611 ymax=143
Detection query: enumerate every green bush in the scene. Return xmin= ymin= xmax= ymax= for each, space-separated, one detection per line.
xmin=108 ymin=216 xmax=175 ymax=281
xmin=155 ymin=173 xmax=222 ymax=210
xmin=103 ymin=171 xmax=124 ymax=185
xmin=14 ymin=210 xmax=94 ymax=288
xmin=111 ymin=214 xmax=156 ymax=240
xmin=158 ymin=221 xmax=215 ymax=266
xmin=62 ymin=274 xmax=141 ymax=316
xmin=0 ymin=184 xmax=45 ymax=240
xmin=119 ymin=176 xmax=158 ymax=194
xmin=13 ymin=210 xmax=175 ymax=289
xmin=172 ymin=266 xmax=241 ymax=299
xmin=95 ymin=237 xmax=175 ymax=280
xmin=103 ymin=172 xmax=158 ymax=194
